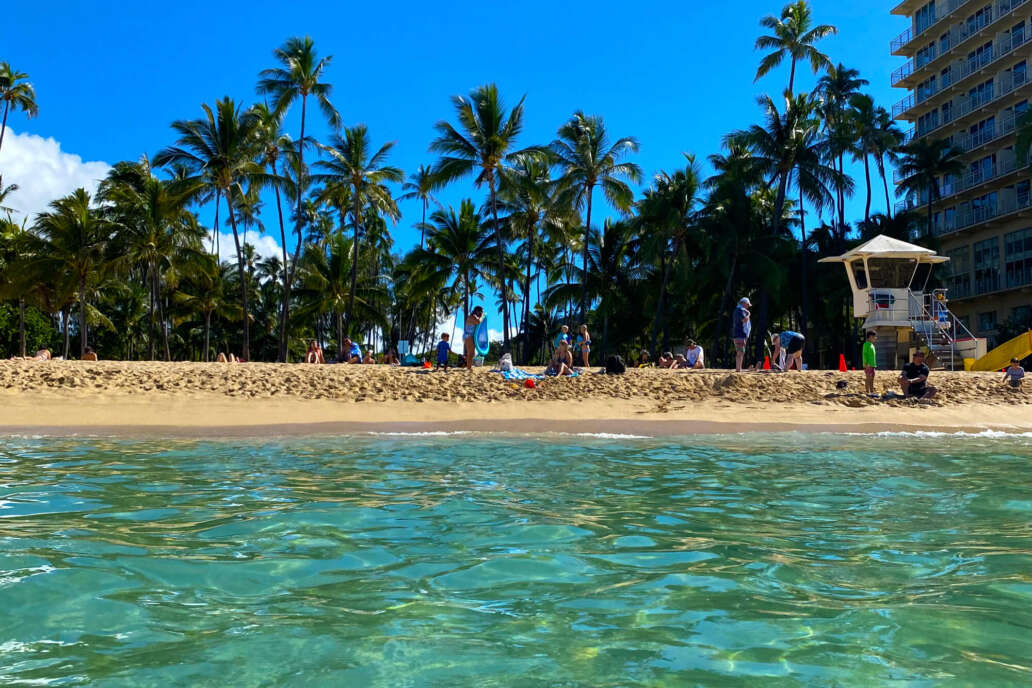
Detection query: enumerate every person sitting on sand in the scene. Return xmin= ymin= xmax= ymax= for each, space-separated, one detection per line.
xmin=546 ymin=340 xmax=575 ymax=377
xmin=683 ymin=339 xmax=704 ymax=369
xmin=463 ymin=306 xmax=484 ymax=371
xmin=216 ymin=352 xmax=239 ymax=363
xmin=636 ymin=350 xmax=651 ymax=367
xmin=383 ymin=348 xmax=400 ymax=366
xmin=305 ymin=340 xmax=325 ymax=364
xmin=10 ymin=348 xmax=52 ymax=361
xmin=340 ymin=338 xmax=362 ymax=364
xmin=771 ymin=330 xmax=805 ymax=371
xmin=900 ymin=350 xmax=937 ymax=400
xmin=435 ymin=333 xmax=451 ymax=372
xmin=1003 ymin=357 xmax=1025 ymax=390
xmin=657 ymin=352 xmax=674 ymax=369
xmin=671 ymin=353 xmax=688 ymax=369
xmin=362 ymin=350 xmax=376 ymax=364
xmin=81 ymin=346 xmax=98 ymax=362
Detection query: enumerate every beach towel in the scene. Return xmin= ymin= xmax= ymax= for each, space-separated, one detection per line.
xmin=501 ymin=368 xmax=544 ymax=381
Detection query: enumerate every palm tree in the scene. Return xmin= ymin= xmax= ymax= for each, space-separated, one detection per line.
xmin=549 ymin=111 xmax=642 ymax=320
xmin=0 ymin=212 xmax=38 ymax=357
xmin=33 ymin=189 xmax=115 ymax=358
xmin=872 ymin=106 xmax=905 ymax=218
xmin=314 ymin=125 xmax=402 ymax=336
xmin=399 ymin=164 xmax=442 ymax=248
xmin=895 ymin=138 xmax=965 ymax=239
xmin=817 ymin=64 xmax=868 ymax=233
xmin=850 ymin=94 xmax=879 ymax=228
xmin=154 ymin=98 xmax=262 ymax=360
xmin=754 ymin=0 xmax=837 ymax=96
xmin=429 ymin=83 xmax=533 ymax=348
xmin=257 ymin=36 xmax=339 ymax=359
xmin=0 ymin=62 xmax=39 ymax=159
xmin=172 ymin=255 xmax=238 ymax=361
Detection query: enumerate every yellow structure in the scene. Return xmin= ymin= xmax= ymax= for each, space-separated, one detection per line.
xmin=970 ymin=329 xmax=1032 ymax=370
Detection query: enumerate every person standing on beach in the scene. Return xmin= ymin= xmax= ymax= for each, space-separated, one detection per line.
xmin=463 ymin=306 xmax=484 ymax=371
xmin=863 ymin=331 xmax=878 ymax=394
xmin=733 ymin=297 xmax=752 ymax=372
xmin=899 ymin=350 xmax=936 ymax=400
xmin=771 ymin=330 xmax=805 ymax=371
xmin=1002 ymin=358 xmax=1025 ymax=390
xmin=435 ymin=333 xmax=451 ymax=372
xmin=575 ymin=325 xmax=591 ymax=368
xmin=554 ymin=325 xmax=571 ymax=351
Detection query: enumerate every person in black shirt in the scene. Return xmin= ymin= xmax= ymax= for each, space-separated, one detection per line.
xmin=899 ymin=350 xmax=937 ymax=400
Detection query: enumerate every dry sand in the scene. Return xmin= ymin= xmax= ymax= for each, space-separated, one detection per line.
xmin=0 ymin=360 xmax=1029 ymax=436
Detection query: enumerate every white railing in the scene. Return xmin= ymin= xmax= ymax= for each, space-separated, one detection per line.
xmin=929 ymin=188 xmax=1032 ymax=235
xmin=896 ymin=151 xmax=1023 ymax=213
xmin=892 ymin=0 xmax=972 ymax=53
xmin=904 ymin=67 xmax=1029 ymax=141
xmin=894 ymin=110 xmax=1019 ymax=184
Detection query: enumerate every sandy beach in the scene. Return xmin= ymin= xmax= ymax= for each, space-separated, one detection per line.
xmin=0 ymin=360 xmax=1029 ymax=436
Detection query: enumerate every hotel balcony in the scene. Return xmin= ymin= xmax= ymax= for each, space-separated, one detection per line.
xmin=929 ymin=186 xmax=1032 ymax=237
xmin=894 ymin=109 xmax=1021 ymax=184
xmin=893 ymin=29 xmax=1032 ymax=120
xmin=902 ymin=67 xmax=1030 ymax=141
xmin=891 ymin=0 xmax=1032 ymax=87
xmin=892 ymin=0 xmax=975 ymax=55
xmin=895 ymin=149 xmax=1026 ymax=215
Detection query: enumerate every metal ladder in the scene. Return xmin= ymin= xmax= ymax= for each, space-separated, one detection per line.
xmin=907 ymin=290 xmax=977 ymax=370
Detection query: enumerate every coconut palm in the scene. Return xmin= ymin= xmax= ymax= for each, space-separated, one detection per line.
xmin=755 ymin=0 xmax=837 ymax=96
xmin=895 ymin=138 xmax=965 ymax=239
xmin=399 ymin=164 xmax=443 ymax=248
xmin=313 ymin=125 xmax=402 ymax=336
xmin=549 ymin=111 xmax=642 ymax=320
xmin=429 ymin=83 xmax=534 ymax=348
xmin=256 ymin=37 xmax=339 ymax=359
xmin=872 ymin=106 xmax=905 ymax=218
xmin=172 ymin=255 xmax=239 ymax=361
xmin=32 ymin=189 xmax=116 ymax=358
xmin=817 ymin=64 xmax=868 ymax=232
xmin=154 ymin=98 xmax=262 ymax=360
xmin=0 ymin=62 xmax=39 ymax=159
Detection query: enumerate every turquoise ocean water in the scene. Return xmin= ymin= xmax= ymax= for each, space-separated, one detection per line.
xmin=1 ymin=431 xmax=1031 ymax=686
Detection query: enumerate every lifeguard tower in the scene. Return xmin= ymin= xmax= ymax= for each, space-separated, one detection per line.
xmin=819 ymin=235 xmax=986 ymax=370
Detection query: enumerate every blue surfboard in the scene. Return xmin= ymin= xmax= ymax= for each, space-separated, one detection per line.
xmin=475 ymin=317 xmax=490 ymax=356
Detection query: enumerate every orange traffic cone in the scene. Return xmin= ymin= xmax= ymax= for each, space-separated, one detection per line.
xmin=838 ymin=354 xmax=847 ymax=372
xmin=763 ymin=356 xmax=771 ymax=370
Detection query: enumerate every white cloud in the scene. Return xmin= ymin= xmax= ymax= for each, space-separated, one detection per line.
xmin=0 ymin=128 xmax=110 ymax=224
xmin=207 ymin=230 xmax=284 ymax=266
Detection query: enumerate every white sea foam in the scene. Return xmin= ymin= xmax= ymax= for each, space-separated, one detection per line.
xmin=559 ymin=432 xmax=654 ymax=440
xmin=366 ymin=431 xmax=474 ymax=437
xmin=842 ymin=429 xmax=1032 ymax=438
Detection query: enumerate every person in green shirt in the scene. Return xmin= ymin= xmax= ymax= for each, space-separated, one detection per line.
xmin=862 ymin=330 xmax=878 ymax=394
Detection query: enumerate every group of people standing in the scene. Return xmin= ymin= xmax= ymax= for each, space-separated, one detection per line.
xmin=732 ymin=296 xmax=806 ymax=373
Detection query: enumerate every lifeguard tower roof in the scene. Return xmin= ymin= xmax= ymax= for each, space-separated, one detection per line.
xmin=818 ymin=235 xmax=948 ymax=264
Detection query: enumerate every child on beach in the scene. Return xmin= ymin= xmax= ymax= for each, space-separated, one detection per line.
xmin=554 ymin=325 xmax=571 ymax=351
xmin=863 ymin=330 xmax=877 ymax=394
xmin=435 ymin=333 xmax=451 ymax=371
xmin=1003 ymin=358 xmax=1025 ymax=390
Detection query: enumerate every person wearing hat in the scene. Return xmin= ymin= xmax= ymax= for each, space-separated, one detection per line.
xmin=733 ymin=297 xmax=752 ymax=372
xmin=684 ymin=338 xmax=705 ymax=369
xmin=899 ymin=349 xmax=937 ymax=400
xmin=1002 ymin=357 xmax=1025 ymax=390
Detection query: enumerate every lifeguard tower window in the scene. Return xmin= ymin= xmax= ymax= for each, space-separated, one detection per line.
xmin=851 ymin=259 xmax=868 ymax=288
xmin=867 ymin=258 xmax=918 ymax=288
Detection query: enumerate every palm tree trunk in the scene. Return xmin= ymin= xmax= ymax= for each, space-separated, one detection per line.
xmin=837 ymin=155 xmax=846 ymax=234
xmin=799 ymin=182 xmax=809 ymax=346
xmin=879 ymin=155 xmax=893 ymax=219
xmin=523 ymin=230 xmax=535 ymax=364
xmin=282 ymin=95 xmax=309 ymax=360
xmin=271 ymin=158 xmax=290 ymax=362
xmin=345 ymin=194 xmax=361 ymax=336
xmin=651 ymin=241 xmax=677 ymax=354
xmin=79 ymin=288 xmax=87 ymax=359
xmin=488 ymin=174 xmax=509 ymax=349
xmin=226 ymin=187 xmax=250 ymax=360
xmin=337 ymin=310 xmax=343 ymax=355
xmin=62 ymin=305 xmax=71 ymax=359
xmin=18 ymin=298 xmax=26 ymax=358
xmin=147 ymin=263 xmax=156 ymax=360
xmin=715 ymin=254 xmax=738 ymax=368
xmin=211 ymin=196 xmax=221 ymax=256
xmin=581 ymin=184 xmax=593 ymax=322
xmin=863 ymin=147 xmax=873 ymax=227
xmin=788 ymin=58 xmax=797 ymax=96
xmin=155 ymin=268 xmax=170 ymax=361
xmin=203 ymin=310 xmax=211 ymax=362
xmin=0 ymin=102 xmax=9 ymax=159
xmin=420 ymin=198 xmax=427 ymax=249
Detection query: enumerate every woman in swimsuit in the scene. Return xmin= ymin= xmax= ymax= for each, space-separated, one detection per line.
xmin=463 ymin=306 xmax=484 ymax=371
xmin=547 ymin=341 xmax=575 ymax=376
xmin=576 ymin=325 xmax=591 ymax=368
xmin=304 ymin=340 xmax=324 ymax=364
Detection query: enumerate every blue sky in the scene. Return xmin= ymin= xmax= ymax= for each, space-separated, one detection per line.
xmin=4 ymin=0 xmax=907 ymax=254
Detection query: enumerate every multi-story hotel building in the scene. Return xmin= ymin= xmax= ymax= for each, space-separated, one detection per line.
xmin=892 ymin=0 xmax=1032 ymax=346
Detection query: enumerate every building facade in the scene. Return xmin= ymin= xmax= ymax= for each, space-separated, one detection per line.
xmin=892 ymin=0 xmax=1032 ymax=347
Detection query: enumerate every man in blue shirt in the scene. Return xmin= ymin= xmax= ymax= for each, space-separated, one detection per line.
xmin=341 ymin=337 xmax=362 ymax=364
xmin=772 ymin=330 xmax=805 ymax=371
xmin=733 ymin=297 xmax=752 ymax=372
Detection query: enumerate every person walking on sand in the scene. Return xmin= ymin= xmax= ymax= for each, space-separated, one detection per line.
xmin=733 ymin=297 xmax=751 ymax=372
xmin=1003 ymin=357 xmax=1025 ymax=390
xmin=463 ymin=306 xmax=484 ymax=371
xmin=863 ymin=330 xmax=878 ymax=395
xmin=900 ymin=350 xmax=937 ymax=400
xmin=575 ymin=324 xmax=591 ymax=368
xmin=771 ymin=330 xmax=805 ymax=371
xmin=435 ymin=332 xmax=451 ymax=372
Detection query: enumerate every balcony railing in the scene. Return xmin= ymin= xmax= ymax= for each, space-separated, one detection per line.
xmin=896 ymin=152 xmax=1025 ymax=214
xmin=903 ymin=67 xmax=1029 ymax=142
xmin=894 ymin=110 xmax=1020 ymax=184
xmin=891 ymin=0 xmax=971 ymax=53
xmin=931 ymin=188 xmax=1032 ymax=236
xmin=890 ymin=0 xmax=1030 ymax=81
xmin=893 ymin=30 xmax=1031 ymax=118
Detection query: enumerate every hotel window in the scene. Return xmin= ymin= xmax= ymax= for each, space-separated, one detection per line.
xmin=946 ymin=246 xmax=972 ymax=298
xmin=918 ymin=109 xmax=940 ymax=136
xmin=969 ymin=154 xmax=996 ymax=184
xmin=916 ymin=1 xmax=937 ymax=34
xmin=1019 ymin=180 xmax=1031 ymax=206
xmin=1017 ymin=100 xmax=1030 ymax=117
xmin=1013 ymin=305 xmax=1032 ymax=325
xmin=979 ymin=311 xmax=997 ymax=333
xmin=918 ymin=75 xmax=938 ymax=101
xmin=969 ymin=116 xmax=995 ymax=146
xmin=1014 ymin=21 xmax=1026 ymax=47
xmin=941 ymin=100 xmax=953 ymax=123
xmin=917 ymin=43 xmax=937 ymax=68
xmin=1014 ymin=61 xmax=1027 ymax=86
xmin=944 ymin=206 xmax=956 ymax=232
xmin=940 ymin=32 xmax=951 ymax=54
xmin=969 ymin=79 xmax=994 ymax=107
xmin=974 ymin=236 xmax=1001 ymax=293
xmin=972 ymin=191 xmax=998 ymax=221
xmin=967 ymin=5 xmax=993 ymax=36
xmin=1005 ymin=227 xmax=1032 ymax=288
xmin=968 ymin=42 xmax=992 ymax=71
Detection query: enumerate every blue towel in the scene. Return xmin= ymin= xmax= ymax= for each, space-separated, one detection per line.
xmin=500 ymin=368 xmax=544 ymax=381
